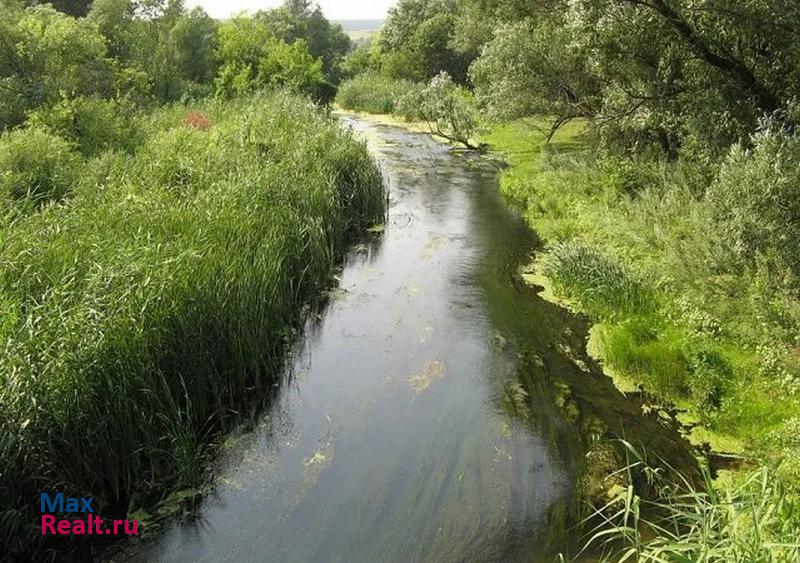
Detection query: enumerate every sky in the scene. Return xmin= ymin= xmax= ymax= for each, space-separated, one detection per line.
xmin=184 ymin=0 xmax=396 ymax=20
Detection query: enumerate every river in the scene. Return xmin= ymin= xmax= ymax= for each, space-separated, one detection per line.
xmin=120 ymin=115 xmax=691 ymax=563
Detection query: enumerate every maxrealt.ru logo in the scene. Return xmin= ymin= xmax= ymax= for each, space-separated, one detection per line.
xmin=40 ymin=493 xmax=139 ymax=536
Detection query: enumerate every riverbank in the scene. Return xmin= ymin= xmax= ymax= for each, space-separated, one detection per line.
xmin=481 ymin=120 xmax=800 ymax=484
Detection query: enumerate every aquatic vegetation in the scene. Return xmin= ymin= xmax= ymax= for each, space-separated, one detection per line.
xmin=0 ymin=92 xmax=384 ymax=558
xmin=408 ymin=360 xmax=447 ymax=394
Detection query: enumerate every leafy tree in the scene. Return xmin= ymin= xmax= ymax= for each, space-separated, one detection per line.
xmin=341 ymin=41 xmax=382 ymax=79
xmin=0 ymin=4 xmax=114 ymax=128
xmin=214 ymin=16 xmax=330 ymax=101
xmin=25 ymin=0 xmax=94 ymax=17
xmin=400 ymin=71 xmax=480 ymax=148
xmin=378 ymin=0 xmax=469 ymax=83
xmin=87 ymin=0 xmax=136 ymax=60
xmin=451 ymin=0 xmax=552 ymax=57
xmin=88 ymin=0 xmax=189 ymax=102
xmin=255 ymin=1 xmax=350 ymax=85
xmin=470 ymin=18 xmax=600 ymax=140
xmin=170 ymin=7 xmax=218 ymax=84
xmin=567 ymin=0 xmax=800 ymax=153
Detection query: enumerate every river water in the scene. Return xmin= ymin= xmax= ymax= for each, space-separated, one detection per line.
xmin=122 ymin=116 xmax=687 ymax=563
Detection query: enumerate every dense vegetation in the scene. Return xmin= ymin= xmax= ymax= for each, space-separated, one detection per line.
xmin=337 ymin=0 xmax=800 ymax=558
xmin=0 ymin=0 xmax=384 ymax=559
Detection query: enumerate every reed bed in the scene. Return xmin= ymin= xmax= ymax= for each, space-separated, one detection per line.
xmin=0 ymin=92 xmax=385 ymax=559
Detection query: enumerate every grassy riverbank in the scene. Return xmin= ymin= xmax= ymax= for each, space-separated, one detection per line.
xmin=482 ymin=120 xmax=800 ymax=475
xmin=0 ymin=93 xmax=384 ymax=559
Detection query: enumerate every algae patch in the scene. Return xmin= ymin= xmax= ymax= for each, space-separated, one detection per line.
xmin=408 ymin=360 xmax=446 ymax=394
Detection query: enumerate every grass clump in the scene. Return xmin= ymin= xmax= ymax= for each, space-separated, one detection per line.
xmin=0 ymin=127 xmax=82 ymax=208
xmin=0 ymin=92 xmax=384 ymax=559
xmin=540 ymin=242 xmax=654 ymax=320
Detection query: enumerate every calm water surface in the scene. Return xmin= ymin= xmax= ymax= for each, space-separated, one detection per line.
xmin=123 ymin=116 xmax=647 ymax=563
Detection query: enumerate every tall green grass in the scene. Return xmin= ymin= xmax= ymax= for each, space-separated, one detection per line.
xmin=0 ymin=92 xmax=384 ymax=559
xmin=580 ymin=442 xmax=800 ymax=562
xmin=336 ymin=72 xmax=424 ymax=118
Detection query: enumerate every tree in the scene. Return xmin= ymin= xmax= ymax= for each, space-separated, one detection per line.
xmin=170 ymin=7 xmax=218 ymax=84
xmin=0 ymin=4 xmax=114 ymax=128
xmin=378 ymin=0 xmax=469 ymax=83
xmin=400 ymin=71 xmax=481 ymax=149
xmin=214 ymin=15 xmax=330 ymax=102
xmin=30 ymin=0 xmax=93 ymax=17
xmin=255 ymin=2 xmax=350 ymax=85
xmin=470 ymin=18 xmax=600 ymax=141
xmin=568 ymin=0 xmax=800 ymax=153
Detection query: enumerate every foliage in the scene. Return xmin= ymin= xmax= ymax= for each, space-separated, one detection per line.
xmin=0 ymin=126 xmax=81 ymax=207
xmin=214 ymin=16 xmax=331 ymax=102
xmin=708 ymin=125 xmax=800 ymax=284
xmin=0 ymin=4 xmax=115 ymax=128
xmin=469 ymin=17 xmax=599 ymax=139
xmin=170 ymin=7 xmax=219 ymax=84
xmin=254 ymin=0 xmax=351 ymax=84
xmin=336 ymin=72 xmax=422 ymax=116
xmin=412 ymin=72 xmax=480 ymax=148
xmin=27 ymin=95 xmax=143 ymax=156
xmin=376 ymin=0 xmax=471 ymax=83
xmin=341 ymin=42 xmax=382 ymax=79
xmin=25 ymin=0 xmax=94 ymax=17
xmin=0 ymin=93 xmax=385 ymax=558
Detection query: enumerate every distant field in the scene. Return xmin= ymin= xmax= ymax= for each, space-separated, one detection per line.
xmin=335 ymin=19 xmax=384 ymax=40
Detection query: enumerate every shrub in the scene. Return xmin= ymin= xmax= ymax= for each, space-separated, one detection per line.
xmin=27 ymin=96 xmax=143 ymax=156
xmin=415 ymin=72 xmax=481 ymax=149
xmin=708 ymin=127 xmax=800 ymax=283
xmin=0 ymin=127 xmax=82 ymax=207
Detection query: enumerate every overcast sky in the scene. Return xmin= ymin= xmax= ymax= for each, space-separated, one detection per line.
xmin=185 ymin=0 xmax=396 ymax=20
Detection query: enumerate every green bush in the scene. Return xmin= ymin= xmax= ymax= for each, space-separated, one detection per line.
xmin=0 ymin=92 xmax=384 ymax=557
xmin=413 ymin=72 xmax=481 ymax=148
xmin=27 ymin=96 xmax=144 ymax=156
xmin=0 ymin=127 xmax=82 ymax=207
xmin=708 ymin=127 xmax=800 ymax=283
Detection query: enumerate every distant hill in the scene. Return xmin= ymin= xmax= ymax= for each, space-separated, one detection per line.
xmin=335 ymin=19 xmax=384 ymax=41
